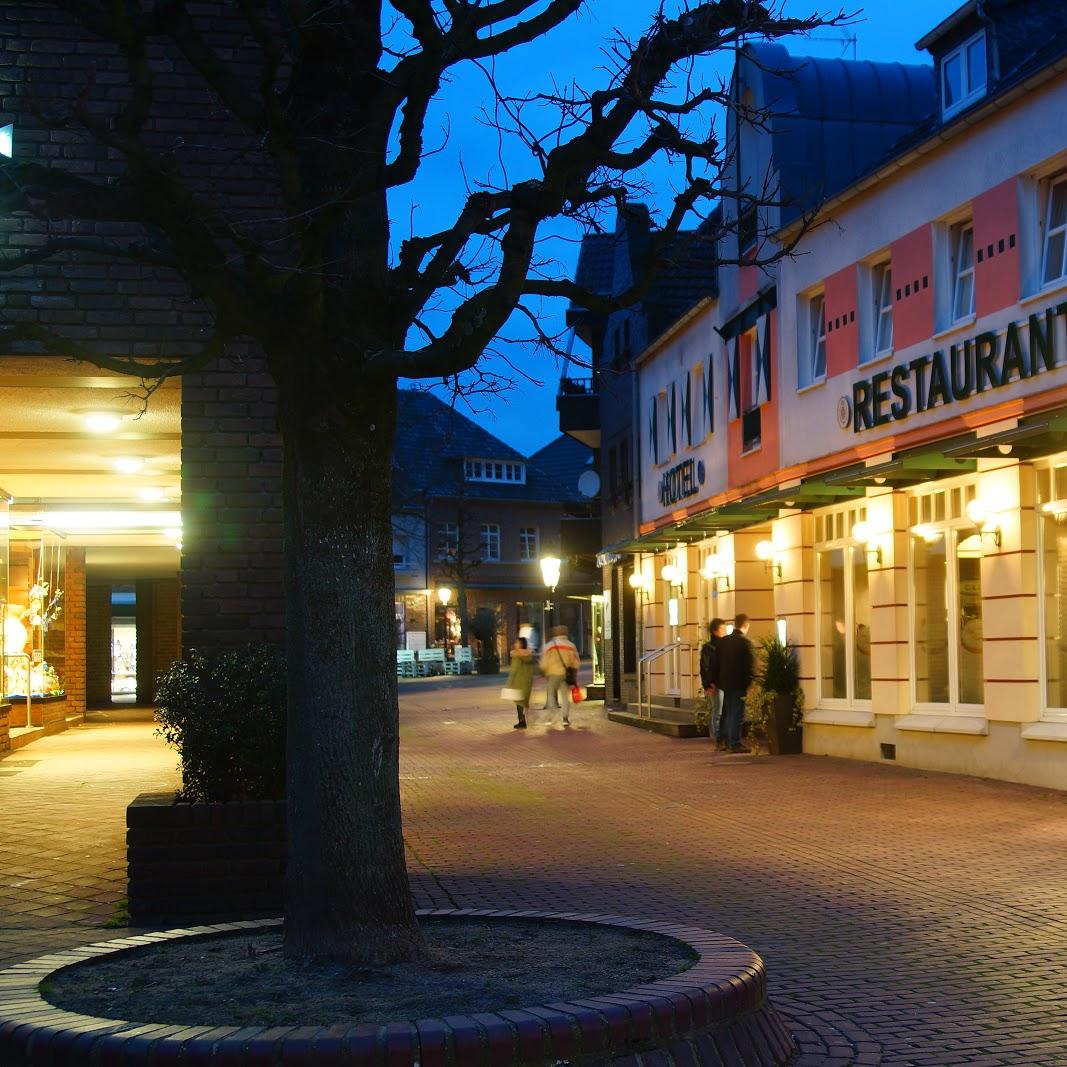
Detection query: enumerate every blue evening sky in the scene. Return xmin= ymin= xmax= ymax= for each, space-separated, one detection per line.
xmin=392 ymin=1 xmax=962 ymax=456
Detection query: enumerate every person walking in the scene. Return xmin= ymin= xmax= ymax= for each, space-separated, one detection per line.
xmin=717 ymin=613 xmax=754 ymax=753
xmin=504 ymin=636 xmax=536 ymax=729
xmin=699 ymin=618 xmax=727 ymax=750
xmin=540 ymin=624 xmax=580 ymax=726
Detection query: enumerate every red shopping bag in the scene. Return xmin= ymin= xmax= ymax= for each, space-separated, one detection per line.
xmin=570 ymin=685 xmax=584 ymax=704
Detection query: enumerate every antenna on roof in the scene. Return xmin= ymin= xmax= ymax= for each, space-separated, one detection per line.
xmin=806 ymin=31 xmax=858 ymax=60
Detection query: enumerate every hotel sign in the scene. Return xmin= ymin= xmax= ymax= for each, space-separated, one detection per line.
xmin=657 ymin=458 xmax=705 ymax=506
xmin=848 ymin=301 xmax=1067 ymax=433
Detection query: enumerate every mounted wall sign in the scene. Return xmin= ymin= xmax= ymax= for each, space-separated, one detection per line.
xmin=657 ymin=458 xmax=703 ymax=507
xmin=848 ymin=301 xmax=1067 ymax=433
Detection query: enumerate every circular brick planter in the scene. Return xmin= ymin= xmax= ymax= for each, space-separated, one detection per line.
xmin=0 ymin=909 xmax=796 ymax=1065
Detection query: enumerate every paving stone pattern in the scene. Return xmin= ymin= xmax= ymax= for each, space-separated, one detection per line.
xmin=2 ymin=683 xmax=1067 ymax=1065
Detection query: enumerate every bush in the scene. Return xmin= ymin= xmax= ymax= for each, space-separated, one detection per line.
xmin=744 ymin=637 xmax=804 ymax=749
xmin=468 ymin=607 xmax=501 ymax=673
xmin=154 ymin=644 xmax=286 ymax=802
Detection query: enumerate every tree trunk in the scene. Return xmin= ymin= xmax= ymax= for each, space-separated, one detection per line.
xmin=280 ymin=378 xmax=425 ymax=965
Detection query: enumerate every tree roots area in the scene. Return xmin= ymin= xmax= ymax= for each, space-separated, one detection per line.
xmin=44 ymin=919 xmax=695 ymax=1027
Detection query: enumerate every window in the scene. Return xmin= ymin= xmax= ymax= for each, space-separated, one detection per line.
xmin=1041 ymin=173 xmax=1067 ymax=288
xmin=872 ymin=263 xmax=893 ymax=357
xmin=950 ymin=222 xmax=976 ymax=321
xmin=480 ymin=523 xmax=501 ymax=562
xmin=519 ymin=527 xmax=539 ymax=561
xmin=1036 ymin=463 xmax=1067 ymax=721
xmin=908 ymin=483 xmax=985 ymax=711
xmin=437 ymin=522 xmax=458 ymax=561
xmin=655 ymin=389 xmax=671 ymax=464
xmin=464 ymin=458 xmax=526 ymax=483
xmin=814 ymin=506 xmax=872 ymax=705
xmin=689 ymin=364 xmax=705 ymax=444
xmin=620 ymin=439 xmax=632 ymax=503
xmin=799 ymin=293 xmax=826 ymax=388
xmin=941 ymin=31 xmax=987 ymax=118
xmin=608 ymin=446 xmax=619 ymax=500
xmin=738 ymin=203 xmax=757 ymax=256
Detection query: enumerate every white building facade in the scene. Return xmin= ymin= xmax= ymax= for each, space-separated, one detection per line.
xmin=628 ymin=0 xmax=1067 ymax=788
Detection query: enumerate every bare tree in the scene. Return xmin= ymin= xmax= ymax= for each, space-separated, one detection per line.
xmin=0 ymin=0 xmax=844 ymax=964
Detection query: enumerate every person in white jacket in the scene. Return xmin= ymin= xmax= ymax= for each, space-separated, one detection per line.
xmin=539 ymin=625 xmax=581 ymax=725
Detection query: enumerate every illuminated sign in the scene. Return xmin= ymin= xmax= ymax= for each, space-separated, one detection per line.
xmin=849 ymin=301 xmax=1067 ymax=433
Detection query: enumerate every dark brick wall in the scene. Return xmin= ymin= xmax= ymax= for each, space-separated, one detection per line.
xmin=127 ymin=792 xmax=285 ymax=921
xmin=85 ymin=582 xmax=112 ymax=709
xmin=135 ymin=577 xmax=181 ymax=703
xmin=181 ymin=355 xmax=285 ymax=653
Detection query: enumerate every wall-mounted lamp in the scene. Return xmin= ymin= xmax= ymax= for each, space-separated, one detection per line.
xmin=660 ymin=563 xmax=678 ymax=583
xmin=628 ymin=571 xmax=652 ymax=592
xmin=850 ymin=520 xmax=883 ymax=565
xmin=965 ymin=498 xmax=1001 ymax=549
xmin=437 ymin=587 xmax=453 ymax=606
xmin=755 ymin=539 xmax=782 ymax=580
xmin=700 ymin=556 xmax=732 ymax=590
xmin=1042 ymin=501 xmax=1067 ymax=523
xmin=911 ymin=523 xmax=940 ymax=544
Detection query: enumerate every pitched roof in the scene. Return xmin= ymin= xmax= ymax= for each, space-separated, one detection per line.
xmin=529 ymin=435 xmax=595 ymax=502
xmin=743 ymin=44 xmax=936 ymax=224
xmin=393 ymin=390 xmax=571 ymax=506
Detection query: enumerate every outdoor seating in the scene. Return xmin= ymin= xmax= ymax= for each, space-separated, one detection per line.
xmin=418 ymin=648 xmax=446 ymax=676
xmin=445 ymin=646 xmax=474 ymax=675
xmin=396 ymin=649 xmax=417 ymax=677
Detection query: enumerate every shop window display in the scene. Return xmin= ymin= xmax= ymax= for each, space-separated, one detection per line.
xmin=1037 ymin=463 xmax=1067 ymax=719
xmin=3 ymin=527 xmax=66 ymax=701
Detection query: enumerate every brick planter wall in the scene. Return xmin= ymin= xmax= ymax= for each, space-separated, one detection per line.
xmin=126 ymin=792 xmax=285 ymax=922
xmin=0 ymin=704 xmax=9 ymax=756
xmin=0 ymin=912 xmax=796 ymax=1066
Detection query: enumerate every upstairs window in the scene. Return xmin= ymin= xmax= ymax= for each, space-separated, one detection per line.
xmin=464 ymin=458 xmax=526 ymax=484
xmin=799 ymin=292 xmax=826 ymax=389
xmin=951 ymin=222 xmax=976 ymax=322
xmin=437 ymin=522 xmax=459 ymax=561
xmin=519 ymin=527 xmax=539 ymax=561
xmin=480 ymin=523 xmax=501 ymax=562
xmin=738 ymin=203 xmax=758 ymax=257
xmin=873 ymin=263 xmax=894 ymax=357
xmin=1041 ymin=173 xmax=1067 ymax=288
xmin=942 ymin=31 xmax=987 ymax=119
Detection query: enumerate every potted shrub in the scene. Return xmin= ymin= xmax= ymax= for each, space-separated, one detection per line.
xmin=744 ymin=636 xmax=804 ymax=755
xmin=127 ymin=644 xmax=287 ymax=922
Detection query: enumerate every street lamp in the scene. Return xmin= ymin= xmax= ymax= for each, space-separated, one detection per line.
xmin=437 ymin=587 xmax=453 ymax=606
xmin=436 ymin=587 xmax=453 ymax=653
xmin=540 ymin=556 xmax=561 ymax=630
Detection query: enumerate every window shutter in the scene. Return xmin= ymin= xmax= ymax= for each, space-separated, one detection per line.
xmin=726 ymin=338 xmax=741 ymax=420
xmin=705 ymin=359 xmax=714 ymax=434
xmin=755 ymin=313 xmax=772 ymax=405
xmin=680 ymin=373 xmax=692 ymax=446
xmin=648 ymin=395 xmax=659 ymax=464
xmin=666 ymin=383 xmax=677 ymax=454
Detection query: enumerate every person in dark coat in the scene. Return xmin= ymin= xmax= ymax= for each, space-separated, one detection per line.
xmin=717 ymin=613 xmax=754 ymax=753
xmin=699 ymin=618 xmax=727 ymax=749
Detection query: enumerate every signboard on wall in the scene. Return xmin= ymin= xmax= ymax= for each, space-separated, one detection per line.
xmin=657 ymin=458 xmax=706 ymax=507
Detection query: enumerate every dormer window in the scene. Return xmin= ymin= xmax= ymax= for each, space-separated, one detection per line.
xmin=942 ymin=31 xmax=987 ymax=119
xmin=463 ymin=458 xmax=526 ymax=484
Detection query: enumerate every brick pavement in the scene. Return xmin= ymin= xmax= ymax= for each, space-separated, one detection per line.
xmin=2 ymin=682 xmax=1067 ymax=1065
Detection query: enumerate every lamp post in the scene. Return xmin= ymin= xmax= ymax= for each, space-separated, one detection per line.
xmin=437 ymin=587 xmax=453 ymax=653
xmin=540 ymin=555 xmax=561 ymax=632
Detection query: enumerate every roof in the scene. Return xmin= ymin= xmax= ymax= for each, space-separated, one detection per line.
xmin=743 ymin=43 xmax=936 ymax=224
xmin=567 ymin=204 xmax=720 ymax=340
xmin=392 ymin=390 xmax=572 ymax=506
xmin=529 ymin=435 xmax=595 ymax=501
xmin=915 ymin=1 xmax=978 ymax=50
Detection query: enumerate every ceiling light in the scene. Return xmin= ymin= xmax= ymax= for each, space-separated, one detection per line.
xmin=163 ymin=527 xmax=182 ymax=540
xmin=85 ymin=412 xmax=121 ymax=433
xmin=114 ymin=456 xmax=144 ymax=474
xmin=139 ymin=487 xmax=167 ymax=502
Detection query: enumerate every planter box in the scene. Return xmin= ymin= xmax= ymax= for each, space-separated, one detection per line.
xmin=766 ymin=693 xmax=803 ymax=755
xmin=0 ymin=703 xmax=9 ymax=756
xmin=127 ymin=792 xmax=286 ymax=922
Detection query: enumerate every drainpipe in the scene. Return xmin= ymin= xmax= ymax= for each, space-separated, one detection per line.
xmin=975 ymin=0 xmax=998 ymax=84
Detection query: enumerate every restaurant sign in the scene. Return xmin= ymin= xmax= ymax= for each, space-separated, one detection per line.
xmin=847 ymin=301 xmax=1067 ymax=433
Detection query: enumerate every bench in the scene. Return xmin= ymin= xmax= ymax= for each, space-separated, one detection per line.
xmin=396 ymin=649 xmax=417 ymax=677
xmin=418 ymin=647 xmax=447 ymax=676
xmin=445 ymin=646 xmax=474 ymax=675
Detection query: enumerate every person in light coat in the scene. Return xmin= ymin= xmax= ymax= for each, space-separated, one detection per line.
xmin=539 ymin=625 xmax=581 ymax=726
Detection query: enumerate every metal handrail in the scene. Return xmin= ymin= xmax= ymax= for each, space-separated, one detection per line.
xmin=637 ymin=640 xmax=693 ymax=719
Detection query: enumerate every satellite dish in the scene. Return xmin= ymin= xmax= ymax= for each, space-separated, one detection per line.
xmin=578 ymin=470 xmax=601 ymax=498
